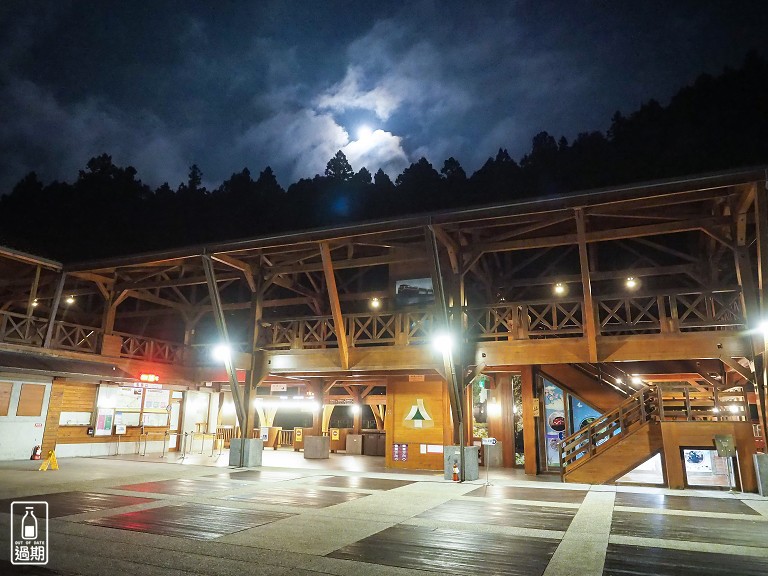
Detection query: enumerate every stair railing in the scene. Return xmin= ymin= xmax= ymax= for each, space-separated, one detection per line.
xmin=558 ymin=385 xmax=658 ymax=479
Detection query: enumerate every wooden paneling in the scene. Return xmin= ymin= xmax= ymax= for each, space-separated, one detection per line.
xmin=82 ymin=503 xmax=293 ymax=540
xmin=539 ymin=364 xmax=625 ymax=412
xmin=659 ymin=421 xmax=757 ymax=491
xmin=0 ymin=381 xmax=12 ymax=416
xmin=520 ymin=366 xmax=538 ymax=475
xmin=488 ymin=373 xmax=516 ymax=467
xmin=385 ymin=376 xmax=450 ymax=470
xmin=61 ymin=381 xmax=97 ymax=413
xmin=41 ymin=379 xmax=65 ymax=454
xmin=604 ymin=543 xmax=768 ymax=576
xmin=16 ymin=383 xmax=45 ymax=417
xmin=329 ymin=525 xmax=559 ymax=576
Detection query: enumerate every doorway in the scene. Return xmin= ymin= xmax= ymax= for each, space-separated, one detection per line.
xmin=168 ymin=394 xmax=183 ymax=451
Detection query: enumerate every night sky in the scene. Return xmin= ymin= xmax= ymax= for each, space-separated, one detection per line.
xmin=1 ymin=1 xmax=766 ymax=193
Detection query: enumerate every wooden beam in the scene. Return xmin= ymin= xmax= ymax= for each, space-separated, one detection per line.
xmin=431 ymin=225 xmax=460 ymax=274
xmin=270 ymin=253 xmax=426 ymax=275
xmin=124 ymin=289 xmax=187 ymax=310
xmin=721 ymin=356 xmax=753 ymax=382
xmin=69 ymin=271 xmax=115 ymax=286
xmin=575 ymin=209 xmax=598 ymax=362
xmin=472 ymin=216 xmax=730 ymax=256
xmin=211 ymin=253 xmax=258 ymax=293
xmin=319 ymin=242 xmax=350 ymax=370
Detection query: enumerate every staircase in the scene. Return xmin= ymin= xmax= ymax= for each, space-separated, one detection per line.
xmin=559 ymin=386 xmax=661 ymax=484
xmin=559 ymin=381 xmax=751 ymax=484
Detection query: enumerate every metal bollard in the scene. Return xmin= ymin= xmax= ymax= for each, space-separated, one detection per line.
xmin=162 ymin=431 xmax=168 ymax=458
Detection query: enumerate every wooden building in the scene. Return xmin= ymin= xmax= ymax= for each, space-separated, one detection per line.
xmin=1 ymin=168 xmax=766 ymax=490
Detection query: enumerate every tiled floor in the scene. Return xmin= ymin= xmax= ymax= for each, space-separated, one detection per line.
xmin=0 ymin=455 xmax=765 ymax=576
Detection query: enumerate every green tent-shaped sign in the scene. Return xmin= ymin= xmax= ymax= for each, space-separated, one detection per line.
xmin=404 ymin=399 xmax=434 ymax=429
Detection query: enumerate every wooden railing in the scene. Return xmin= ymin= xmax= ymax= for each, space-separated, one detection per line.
xmin=279 ymin=429 xmax=295 ymax=447
xmin=117 ymin=332 xmax=184 ymax=364
xmin=0 ymin=311 xmax=48 ymax=346
xmin=0 ymin=286 xmax=747 ymax=360
xmin=558 ymin=382 xmax=750 ymax=477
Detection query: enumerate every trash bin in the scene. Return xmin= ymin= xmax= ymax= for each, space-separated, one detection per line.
xmin=443 ymin=445 xmax=479 ymax=480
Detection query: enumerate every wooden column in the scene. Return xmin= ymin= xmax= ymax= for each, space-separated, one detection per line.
xmin=352 ymin=388 xmax=362 ymax=433
xmin=25 ymin=265 xmax=41 ymax=317
xmin=520 ymin=365 xmax=538 ymax=475
xmin=755 ymin=183 xmax=768 ymax=450
xmin=575 ymin=209 xmax=599 ymax=362
xmin=488 ymin=373 xmax=516 ymax=468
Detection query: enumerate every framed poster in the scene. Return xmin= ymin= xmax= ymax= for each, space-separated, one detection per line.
xmin=94 ymin=407 xmax=115 ymax=436
xmin=143 ymin=388 xmax=170 ymax=411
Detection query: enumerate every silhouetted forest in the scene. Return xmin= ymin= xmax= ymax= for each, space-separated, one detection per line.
xmin=2 ymin=52 xmax=767 ymax=262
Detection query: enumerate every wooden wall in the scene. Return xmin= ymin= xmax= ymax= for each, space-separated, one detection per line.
xmin=385 ymin=376 xmax=452 ymax=470
xmin=42 ymin=380 xmax=101 ymax=451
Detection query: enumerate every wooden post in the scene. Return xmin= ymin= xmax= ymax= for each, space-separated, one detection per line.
xmin=575 ymin=209 xmax=599 ymax=362
xmin=520 ymin=365 xmax=538 ymax=475
xmin=755 ymin=183 xmax=768 ymax=451
xmin=26 ymin=265 xmax=41 ymax=318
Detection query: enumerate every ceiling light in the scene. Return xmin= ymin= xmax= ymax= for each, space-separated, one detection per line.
xmin=554 ymin=282 xmax=565 ymax=295
xmin=625 ymin=277 xmax=637 ymax=289
xmin=370 ymin=297 xmax=381 ymax=310
xmin=631 ymin=375 xmax=642 ymax=385
xmin=65 ymin=295 xmax=75 ymax=305
xmin=31 ymin=299 xmax=38 ymax=307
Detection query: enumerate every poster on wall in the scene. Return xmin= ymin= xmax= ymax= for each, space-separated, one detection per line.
xmin=543 ymin=379 xmax=565 ymax=468
xmin=94 ymin=407 xmax=114 ymax=436
xmin=97 ymin=385 xmax=143 ymax=410
xmin=143 ymin=388 xmax=170 ymax=411
xmin=395 ymin=278 xmax=434 ymax=306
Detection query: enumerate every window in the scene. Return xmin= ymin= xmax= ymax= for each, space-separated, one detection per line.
xmin=0 ymin=382 xmax=12 ymax=416
xmin=17 ymin=383 xmax=45 ymax=417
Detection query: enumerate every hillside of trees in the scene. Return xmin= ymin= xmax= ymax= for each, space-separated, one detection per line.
xmin=1 ymin=52 xmax=767 ymax=263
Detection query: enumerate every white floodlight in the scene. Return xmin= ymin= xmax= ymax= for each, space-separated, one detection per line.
xmin=212 ymin=344 xmax=231 ymax=363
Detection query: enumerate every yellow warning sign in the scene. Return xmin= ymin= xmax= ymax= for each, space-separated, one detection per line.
xmin=39 ymin=450 xmax=59 ymax=471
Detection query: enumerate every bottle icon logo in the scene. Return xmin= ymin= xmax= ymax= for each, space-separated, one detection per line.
xmin=11 ymin=501 xmax=48 ymax=565
xmin=22 ymin=507 xmax=38 ymax=540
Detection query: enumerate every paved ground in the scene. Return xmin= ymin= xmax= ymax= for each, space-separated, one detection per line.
xmin=0 ymin=452 xmax=766 ymax=576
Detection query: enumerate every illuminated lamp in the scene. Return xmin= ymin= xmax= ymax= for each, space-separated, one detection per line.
xmin=65 ymin=295 xmax=75 ymax=305
xmin=139 ymin=373 xmax=160 ymax=383
xmin=432 ymin=332 xmax=454 ymax=354
xmin=32 ymin=299 xmax=38 ymax=307
xmin=631 ymin=375 xmax=642 ymax=385
xmin=554 ymin=282 xmax=566 ymax=296
xmin=370 ymin=297 xmax=381 ymax=310
xmin=625 ymin=277 xmax=637 ymax=289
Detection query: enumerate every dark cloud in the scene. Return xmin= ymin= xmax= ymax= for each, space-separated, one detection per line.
xmin=0 ymin=1 xmax=766 ymax=193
